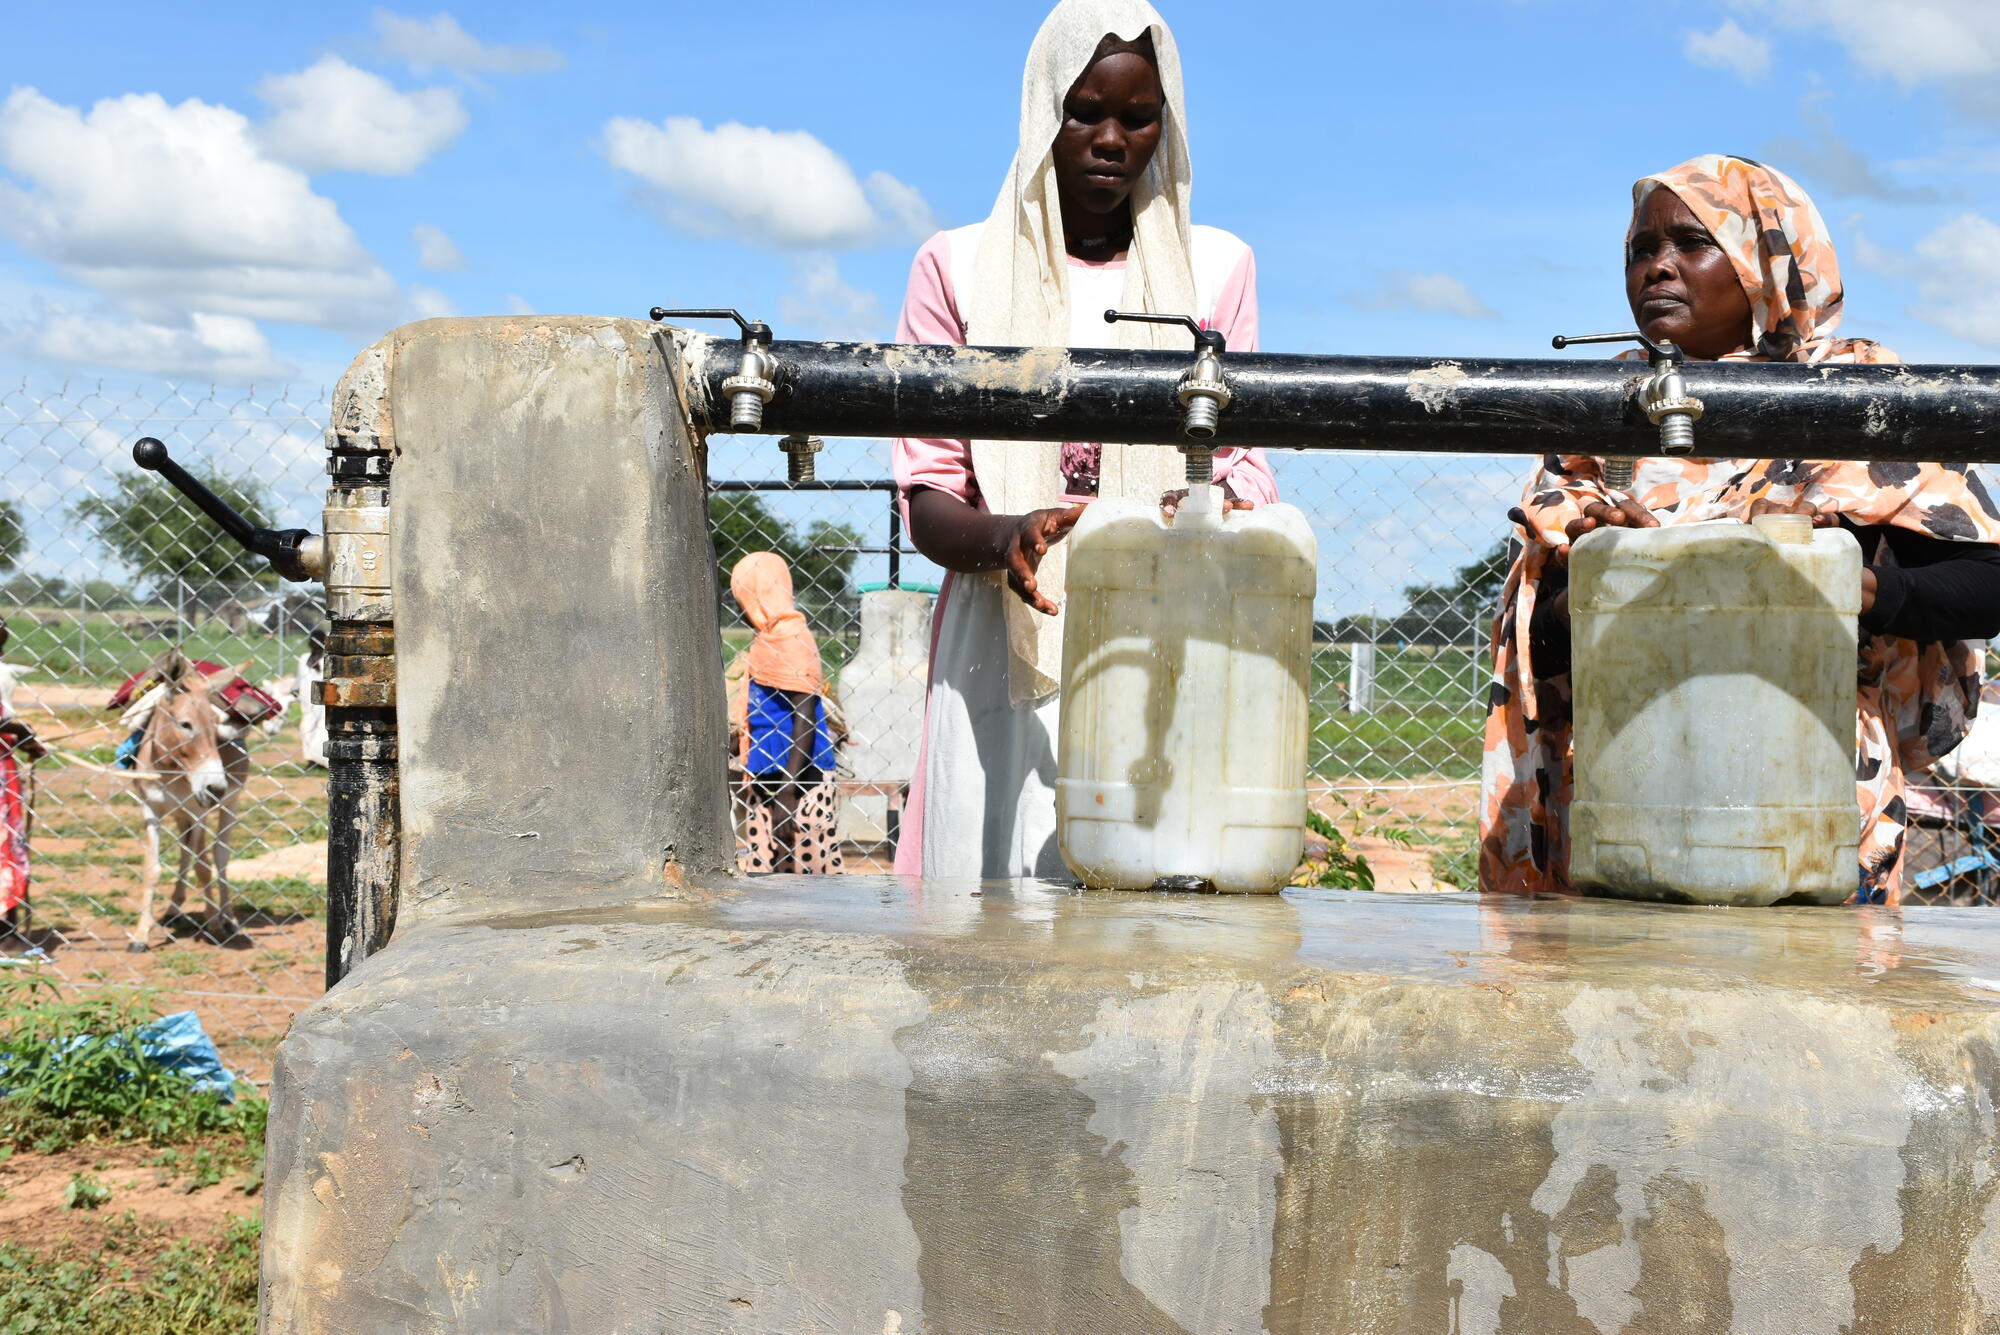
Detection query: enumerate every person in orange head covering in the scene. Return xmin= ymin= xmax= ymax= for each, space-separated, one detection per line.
xmin=1480 ymin=154 xmax=2000 ymax=906
xmin=727 ymin=552 xmax=844 ymax=875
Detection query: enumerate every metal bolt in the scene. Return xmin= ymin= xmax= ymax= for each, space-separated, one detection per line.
xmin=1657 ymin=413 xmax=1697 ymax=454
xmin=1601 ymin=457 xmax=1636 ymax=490
xmin=781 ymin=434 xmax=823 ymax=484
xmin=1182 ymin=445 xmax=1216 ymax=487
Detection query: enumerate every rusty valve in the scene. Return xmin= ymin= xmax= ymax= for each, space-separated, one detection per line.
xmin=1551 ymin=329 xmax=1705 ymax=491
xmin=649 ymin=307 xmax=777 ymax=432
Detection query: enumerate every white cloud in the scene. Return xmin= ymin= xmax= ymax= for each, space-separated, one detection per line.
xmin=257 ymin=56 xmax=466 ymax=175
xmin=411 ymin=222 xmax=465 ymax=270
xmin=1352 ymin=271 xmax=1498 ymax=321
xmin=1764 ymin=93 xmax=1942 ymax=201
xmin=863 ymin=171 xmax=941 ymax=242
xmin=602 ymin=115 xmax=936 ymax=249
xmin=373 ymin=10 xmax=563 ymax=75
xmin=1905 ymin=213 xmax=2000 ymax=347
xmin=1756 ymin=0 xmax=2000 ymax=83
xmin=0 ymin=87 xmax=401 ymax=332
xmin=407 ymin=284 xmax=456 ymax=319
xmin=777 ymin=256 xmax=884 ymax=340
xmin=503 ymin=293 xmax=534 ymax=315
xmin=1684 ymin=19 xmax=1771 ymax=81
xmin=1735 ymin=1 xmax=2000 ymax=112
xmin=7 ymin=302 xmax=297 ymax=382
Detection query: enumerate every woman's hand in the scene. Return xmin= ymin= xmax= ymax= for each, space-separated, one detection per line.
xmin=1563 ymin=494 xmax=1659 ymax=546
xmin=1159 ymin=488 xmax=1255 ymax=519
xmin=1744 ymin=498 xmax=1868 ymax=611
xmin=1746 ymin=496 xmax=1839 ymax=528
xmin=1004 ymin=504 xmax=1086 ymax=615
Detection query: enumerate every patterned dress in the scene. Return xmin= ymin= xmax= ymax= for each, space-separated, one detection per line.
xmin=1480 ymin=155 xmax=2000 ymax=906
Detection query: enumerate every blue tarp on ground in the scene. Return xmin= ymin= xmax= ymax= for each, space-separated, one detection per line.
xmin=135 ymin=1010 xmax=238 ymax=1100
xmin=0 ymin=1008 xmax=237 ymax=1102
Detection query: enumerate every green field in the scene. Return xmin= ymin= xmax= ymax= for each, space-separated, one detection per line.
xmin=2 ymin=605 xmax=311 ymax=684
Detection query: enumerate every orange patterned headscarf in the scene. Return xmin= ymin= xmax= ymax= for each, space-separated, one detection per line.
xmin=730 ymin=552 xmax=824 ymax=698
xmin=1629 ymin=154 xmax=1885 ymax=365
xmin=1480 ymin=155 xmax=2000 ymax=906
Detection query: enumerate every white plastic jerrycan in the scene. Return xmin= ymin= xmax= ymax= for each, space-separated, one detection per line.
xmin=1568 ymin=513 xmax=1861 ymax=906
xmin=1057 ymin=482 xmax=1318 ymax=893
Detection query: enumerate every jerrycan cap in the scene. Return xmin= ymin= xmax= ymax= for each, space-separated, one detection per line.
xmin=1751 ymin=512 xmax=1813 ymax=544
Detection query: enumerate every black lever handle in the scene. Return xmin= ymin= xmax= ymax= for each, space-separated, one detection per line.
xmin=648 ymin=307 xmax=773 ymax=345
xmin=132 ymin=438 xmax=320 ymax=582
xmin=1551 ymin=329 xmax=1682 ymax=364
xmin=1104 ymin=309 xmax=1226 ymax=354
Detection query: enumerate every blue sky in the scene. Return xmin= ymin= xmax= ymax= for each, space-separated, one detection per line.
xmin=6 ymin=1 xmax=2000 ymax=611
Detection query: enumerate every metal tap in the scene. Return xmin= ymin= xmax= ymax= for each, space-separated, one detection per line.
xmin=650 ymin=307 xmax=777 ymax=432
xmin=779 ymin=433 xmax=823 ymax=483
xmin=1550 ymin=329 xmax=1706 ymax=491
xmin=1104 ymin=310 xmax=1231 ymax=483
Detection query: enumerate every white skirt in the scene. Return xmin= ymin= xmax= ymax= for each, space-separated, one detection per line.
xmin=910 ymin=573 xmax=1066 ymax=880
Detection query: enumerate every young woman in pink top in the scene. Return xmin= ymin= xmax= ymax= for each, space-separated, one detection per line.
xmin=893 ymin=0 xmax=1277 ymax=880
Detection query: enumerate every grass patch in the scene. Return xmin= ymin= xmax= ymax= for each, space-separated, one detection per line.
xmin=0 ymin=1211 xmax=261 ymax=1334
xmin=0 ymin=971 xmax=266 ymax=1164
xmin=1428 ymin=835 xmax=1478 ymax=891
xmin=231 ymin=876 xmax=324 ymax=920
xmin=0 ymin=612 xmax=307 ymax=686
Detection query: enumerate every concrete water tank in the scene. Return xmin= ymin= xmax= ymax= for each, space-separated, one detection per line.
xmin=259 ymin=317 xmax=2000 ymax=1334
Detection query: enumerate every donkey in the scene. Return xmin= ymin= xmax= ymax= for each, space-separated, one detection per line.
xmin=128 ymin=653 xmax=251 ymax=950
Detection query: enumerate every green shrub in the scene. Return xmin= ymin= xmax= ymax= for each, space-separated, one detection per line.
xmin=62 ymin=1171 xmax=111 ymax=1210
xmin=0 ymin=971 xmax=265 ymax=1157
xmin=0 ymin=1211 xmax=261 ymax=1333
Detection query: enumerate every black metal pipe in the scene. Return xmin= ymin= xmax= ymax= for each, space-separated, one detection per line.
xmin=708 ymin=479 xmax=897 ymax=491
xmin=325 ymin=699 xmax=397 ymax=989
xmin=687 ymin=340 xmax=2000 ymax=462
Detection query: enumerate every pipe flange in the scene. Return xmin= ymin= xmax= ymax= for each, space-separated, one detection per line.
xmin=1644 ymin=393 xmax=1703 ymax=425
xmin=1175 ymin=378 xmax=1232 ymax=411
xmin=720 ymin=374 xmax=775 ymax=404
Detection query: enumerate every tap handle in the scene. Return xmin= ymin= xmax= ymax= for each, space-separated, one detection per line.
xmin=1104 ymin=309 xmax=1226 ymax=354
xmin=1551 ymin=329 xmax=1682 ymax=363
xmin=132 ymin=437 xmax=319 ymax=582
xmin=648 ymin=307 xmax=773 ymax=346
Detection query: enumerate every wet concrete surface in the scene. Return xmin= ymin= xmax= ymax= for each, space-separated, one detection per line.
xmin=264 ymin=879 xmax=2000 ymax=1334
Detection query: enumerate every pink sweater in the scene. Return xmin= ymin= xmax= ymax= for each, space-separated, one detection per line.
xmin=891 ymin=226 xmax=1279 ymax=516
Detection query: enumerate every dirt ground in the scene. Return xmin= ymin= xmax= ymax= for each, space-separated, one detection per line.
xmin=0 ymin=1141 xmax=260 ymax=1249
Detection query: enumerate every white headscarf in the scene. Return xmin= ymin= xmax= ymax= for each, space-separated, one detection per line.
xmin=967 ymin=0 xmax=1200 ymax=704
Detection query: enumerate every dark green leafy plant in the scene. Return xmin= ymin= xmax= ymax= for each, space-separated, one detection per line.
xmin=0 ymin=1211 xmax=261 ymax=1333
xmin=62 ymin=1171 xmax=111 ymax=1210
xmin=1294 ymin=807 xmax=1377 ymax=892
xmin=0 ymin=971 xmax=265 ymax=1160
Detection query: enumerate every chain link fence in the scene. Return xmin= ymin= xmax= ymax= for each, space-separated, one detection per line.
xmin=2 ymin=382 xmax=332 ymax=1081
xmin=2 ymin=381 xmax=1993 ymax=1075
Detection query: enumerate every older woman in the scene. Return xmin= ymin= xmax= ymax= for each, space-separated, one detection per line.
xmin=1480 ymin=154 xmax=2000 ymax=905
xmin=892 ymin=0 xmax=1278 ymax=880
